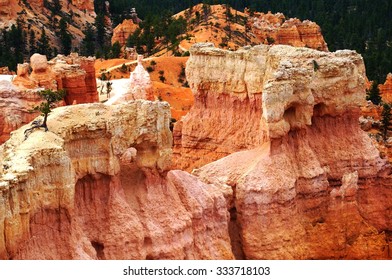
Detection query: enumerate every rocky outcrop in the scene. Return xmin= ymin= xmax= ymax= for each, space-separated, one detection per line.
xmin=0 ymin=0 xmax=10 ymax=15
xmin=0 ymin=80 xmax=41 ymax=144
xmin=111 ymin=19 xmax=139 ymax=46
xmin=51 ymin=53 xmax=98 ymax=104
xmin=13 ymin=53 xmax=98 ymax=105
xmin=249 ymin=11 xmax=328 ymax=51
xmin=380 ymin=73 xmax=392 ymax=103
xmin=1 ymin=53 xmax=98 ymax=144
xmin=71 ymin=0 xmax=94 ymax=13
xmin=175 ymin=43 xmax=392 ymax=259
xmin=174 ymin=43 xmax=361 ymax=170
xmin=0 ymin=101 xmax=233 ymax=260
xmin=106 ymin=55 xmax=153 ymax=105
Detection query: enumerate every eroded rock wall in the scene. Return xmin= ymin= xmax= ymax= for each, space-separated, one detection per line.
xmin=176 ymin=43 xmax=392 ymax=259
xmin=0 ymin=101 xmax=233 ymax=260
xmin=174 ymin=43 xmax=364 ymax=171
xmin=0 ymin=81 xmax=41 ymax=144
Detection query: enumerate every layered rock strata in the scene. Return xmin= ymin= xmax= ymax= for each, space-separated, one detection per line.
xmin=249 ymin=12 xmax=328 ymax=51
xmin=0 ymin=101 xmax=233 ymax=260
xmin=0 ymin=81 xmax=41 ymax=144
xmin=13 ymin=53 xmax=98 ymax=104
xmin=175 ymin=43 xmax=392 ymax=259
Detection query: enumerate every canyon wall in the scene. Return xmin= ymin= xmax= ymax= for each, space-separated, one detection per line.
xmin=0 ymin=101 xmax=233 ymax=259
xmin=175 ymin=43 xmax=392 ymax=259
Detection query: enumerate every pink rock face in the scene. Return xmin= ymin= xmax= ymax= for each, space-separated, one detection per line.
xmin=28 ymin=53 xmax=58 ymax=90
xmin=106 ymin=55 xmax=153 ymax=105
xmin=176 ymin=43 xmax=392 ymax=259
xmin=0 ymin=81 xmax=41 ymax=144
xmin=174 ymin=43 xmax=365 ymax=171
xmin=0 ymin=0 xmax=11 ymax=16
xmin=0 ymin=101 xmax=233 ymax=260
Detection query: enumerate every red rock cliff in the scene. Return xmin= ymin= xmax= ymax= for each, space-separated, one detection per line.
xmin=175 ymin=43 xmax=392 ymax=259
xmin=379 ymin=73 xmax=392 ymax=103
xmin=249 ymin=11 xmax=328 ymax=51
xmin=0 ymin=101 xmax=233 ymax=259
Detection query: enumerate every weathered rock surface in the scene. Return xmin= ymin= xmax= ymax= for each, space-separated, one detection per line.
xmin=0 ymin=80 xmax=41 ymax=144
xmin=0 ymin=101 xmax=233 ymax=260
xmin=106 ymin=55 xmax=154 ymax=105
xmin=249 ymin=11 xmax=328 ymax=51
xmin=71 ymin=0 xmax=95 ymax=13
xmin=13 ymin=53 xmax=98 ymax=105
xmin=174 ymin=43 xmax=364 ymax=170
xmin=1 ymin=53 xmax=98 ymax=144
xmin=111 ymin=19 xmax=139 ymax=46
xmin=175 ymin=43 xmax=392 ymax=259
xmin=380 ymin=73 xmax=392 ymax=103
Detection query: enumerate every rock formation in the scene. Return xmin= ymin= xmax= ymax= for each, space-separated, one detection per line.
xmin=174 ymin=43 xmax=392 ymax=259
xmin=0 ymin=53 xmax=98 ymax=144
xmin=51 ymin=53 xmax=98 ymax=104
xmin=111 ymin=19 xmax=139 ymax=46
xmin=71 ymin=0 xmax=95 ymax=13
xmin=379 ymin=73 xmax=392 ymax=103
xmin=0 ymin=101 xmax=233 ymax=260
xmin=0 ymin=0 xmax=11 ymax=17
xmin=13 ymin=53 xmax=98 ymax=105
xmin=0 ymin=80 xmax=41 ymax=144
xmin=174 ymin=4 xmax=328 ymax=55
xmin=249 ymin=11 xmax=328 ymax=51
xmin=106 ymin=55 xmax=153 ymax=105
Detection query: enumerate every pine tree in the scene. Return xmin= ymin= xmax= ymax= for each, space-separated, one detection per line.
xmin=380 ymin=103 xmax=392 ymax=142
xmin=367 ymin=81 xmax=382 ymax=105
xmin=81 ymin=23 xmax=96 ymax=56
xmin=59 ymin=18 xmax=72 ymax=55
xmin=29 ymin=30 xmax=37 ymax=55
xmin=24 ymin=89 xmax=66 ymax=140
xmin=37 ymin=29 xmax=51 ymax=57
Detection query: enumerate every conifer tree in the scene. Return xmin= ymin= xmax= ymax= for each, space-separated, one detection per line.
xmin=59 ymin=18 xmax=72 ymax=55
xmin=24 ymin=89 xmax=66 ymax=140
xmin=367 ymin=81 xmax=382 ymax=105
xmin=380 ymin=103 xmax=392 ymax=142
xmin=37 ymin=29 xmax=51 ymax=57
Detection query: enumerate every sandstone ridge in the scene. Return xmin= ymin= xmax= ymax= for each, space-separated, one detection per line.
xmin=0 ymin=101 xmax=233 ymax=259
xmin=175 ymin=43 xmax=392 ymax=259
xmin=174 ymin=43 xmax=365 ymax=170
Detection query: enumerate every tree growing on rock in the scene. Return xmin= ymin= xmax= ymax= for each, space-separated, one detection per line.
xmin=24 ymin=89 xmax=66 ymax=140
